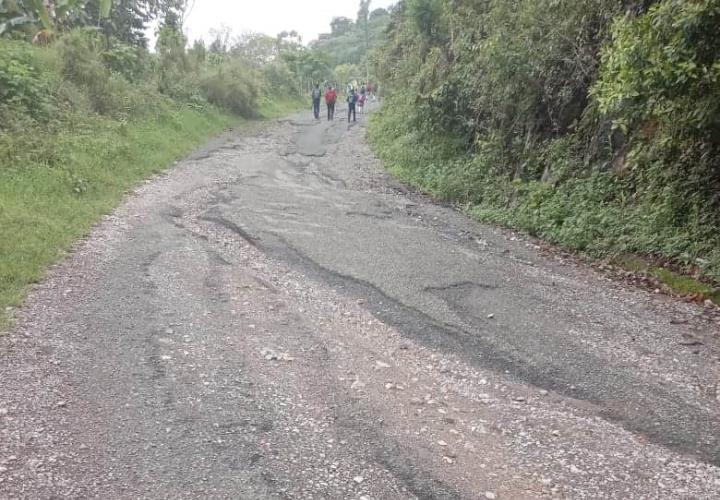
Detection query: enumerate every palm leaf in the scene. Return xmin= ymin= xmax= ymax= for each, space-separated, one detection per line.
xmin=0 ymin=16 xmax=32 ymax=35
xmin=23 ymin=0 xmax=51 ymax=30
xmin=99 ymin=0 xmax=112 ymax=18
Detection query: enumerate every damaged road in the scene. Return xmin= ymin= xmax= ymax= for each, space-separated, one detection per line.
xmin=2 ymin=109 xmax=720 ymax=499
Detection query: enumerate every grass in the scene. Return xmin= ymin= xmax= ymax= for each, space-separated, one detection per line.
xmin=652 ymin=269 xmax=719 ymax=301
xmin=0 ymin=106 xmax=239 ymax=328
xmin=368 ymin=106 xmax=720 ymax=306
xmin=612 ymin=255 xmax=720 ymax=304
xmin=0 ymin=34 xmax=309 ymax=330
xmin=0 ymin=88 xmax=309 ymax=330
xmin=0 ymin=95 xmax=307 ymax=330
xmin=258 ymin=95 xmax=308 ymax=118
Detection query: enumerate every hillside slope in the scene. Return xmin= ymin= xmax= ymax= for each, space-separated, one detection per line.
xmin=369 ymin=0 xmax=720 ymax=289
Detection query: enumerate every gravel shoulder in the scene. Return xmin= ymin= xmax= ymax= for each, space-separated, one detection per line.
xmin=1 ymin=106 xmax=720 ymax=499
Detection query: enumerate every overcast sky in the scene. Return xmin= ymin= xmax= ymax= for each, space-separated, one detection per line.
xmin=182 ymin=0 xmax=396 ymax=44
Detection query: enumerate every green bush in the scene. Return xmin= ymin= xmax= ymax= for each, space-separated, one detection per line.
xmin=594 ymin=0 xmax=720 ymax=225
xmin=155 ymin=26 xmax=195 ymax=101
xmin=261 ymin=60 xmax=297 ymax=97
xmin=371 ymin=0 xmax=720 ymax=280
xmin=103 ymin=42 xmax=151 ymax=82
xmin=0 ymin=40 xmax=53 ymax=120
xmin=52 ymin=30 xmax=167 ymax=118
xmin=54 ymin=30 xmax=122 ymax=115
xmin=200 ymin=61 xmax=259 ymax=118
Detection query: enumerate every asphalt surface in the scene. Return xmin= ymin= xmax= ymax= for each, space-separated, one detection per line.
xmin=2 ymin=104 xmax=720 ymax=498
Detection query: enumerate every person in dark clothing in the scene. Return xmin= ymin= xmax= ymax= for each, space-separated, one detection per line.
xmin=311 ymin=84 xmax=322 ymax=120
xmin=324 ymin=86 xmax=337 ymax=120
xmin=347 ymin=89 xmax=358 ymax=122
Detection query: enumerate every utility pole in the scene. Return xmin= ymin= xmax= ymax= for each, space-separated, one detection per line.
xmin=364 ymin=4 xmax=369 ymax=83
xmin=359 ymin=0 xmax=370 ymax=83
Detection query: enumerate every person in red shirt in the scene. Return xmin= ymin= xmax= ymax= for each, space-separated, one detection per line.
xmin=324 ymin=86 xmax=337 ymax=121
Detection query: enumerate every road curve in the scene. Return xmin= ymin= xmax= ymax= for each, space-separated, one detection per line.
xmin=2 ymin=107 xmax=720 ymax=499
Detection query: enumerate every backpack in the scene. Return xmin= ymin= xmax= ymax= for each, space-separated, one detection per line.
xmin=312 ymin=88 xmax=321 ymax=100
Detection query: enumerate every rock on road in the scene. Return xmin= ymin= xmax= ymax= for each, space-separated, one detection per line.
xmin=2 ymin=108 xmax=720 ymax=499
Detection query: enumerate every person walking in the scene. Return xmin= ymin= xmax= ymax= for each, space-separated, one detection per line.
xmin=357 ymin=91 xmax=366 ymax=115
xmin=368 ymin=82 xmax=376 ymax=101
xmin=311 ymin=84 xmax=322 ymax=120
xmin=324 ymin=86 xmax=337 ymax=121
xmin=347 ymin=88 xmax=358 ymax=122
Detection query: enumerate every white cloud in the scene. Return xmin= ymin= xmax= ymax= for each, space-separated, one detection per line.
xmin=182 ymin=0 xmax=396 ymax=44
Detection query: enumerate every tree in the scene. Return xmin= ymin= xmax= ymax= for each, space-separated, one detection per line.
xmin=310 ymin=3 xmax=391 ymax=69
xmin=370 ymin=7 xmax=387 ymax=19
xmin=0 ymin=0 xmax=37 ymax=37
xmin=75 ymin=0 xmax=187 ymax=47
xmin=232 ymin=32 xmax=277 ymax=68
xmin=357 ymin=0 xmax=370 ymax=80
xmin=208 ymin=24 xmax=231 ymax=54
xmin=330 ymin=16 xmax=353 ymax=36
xmin=85 ymin=0 xmax=154 ymax=46
xmin=333 ymin=62 xmax=361 ymax=87
xmin=276 ymin=29 xmax=302 ymax=51
xmin=188 ymin=38 xmax=206 ymax=63
xmin=1 ymin=0 xmax=114 ymax=40
xmin=156 ymin=21 xmax=188 ymax=95
xmin=281 ymin=45 xmax=332 ymax=94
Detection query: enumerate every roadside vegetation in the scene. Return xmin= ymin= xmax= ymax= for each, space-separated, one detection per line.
xmin=368 ymin=0 xmax=720 ymax=300
xmin=0 ymin=0 xmax=324 ymax=326
xmin=310 ymin=1 xmax=391 ymax=83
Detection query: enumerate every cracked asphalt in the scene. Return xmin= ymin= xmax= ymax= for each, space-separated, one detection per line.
xmin=2 ymin=105 xmax=720 ymax=499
